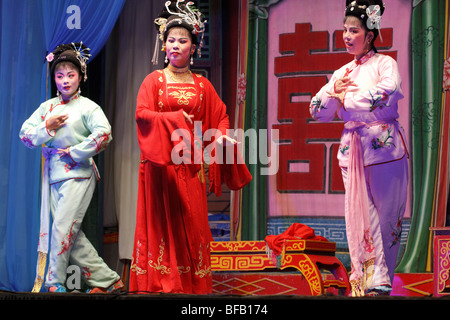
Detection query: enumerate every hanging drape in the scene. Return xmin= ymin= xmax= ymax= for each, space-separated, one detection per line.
xmin=229 ymin=0 xmax=249 ymax=241
xmin=0 ymin=0 xmax=45 ymax=292
xmin=396 ymin=0 xmax=448 ymax=273
xmin=102 ymin=0 xmax=165 ymax=260
xmin=240 ymin=0 xmax=281 ymax=240
xmin=38 ymin=0 xmax=125 ymax=101
xmin=0 ymin=0 xmax=124 ymax=292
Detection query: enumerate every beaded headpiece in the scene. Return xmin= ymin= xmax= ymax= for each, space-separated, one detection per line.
xmin=152 ymin=0 xmax=207 ymax=65
xmin=345 ymin=0 xmax=385 ymax=42
xmin=46 ymin=42 xmax=91 ymax=82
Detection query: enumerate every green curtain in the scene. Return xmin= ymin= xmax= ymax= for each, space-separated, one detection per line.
xmin=396 ymin=0 xmax=446 ymax=273
xmin=240 ymin=0 xmax=280 ymax=240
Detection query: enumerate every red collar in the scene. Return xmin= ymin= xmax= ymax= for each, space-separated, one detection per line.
xmin=344 ymin=50 xmax=376 ymax=78
xmin=59 ymin=92 xmax=80 ymax=104
xmin=355 ymin=50 xmax=375 ymax=65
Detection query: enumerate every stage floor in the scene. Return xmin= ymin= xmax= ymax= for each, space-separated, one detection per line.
xmin=1 ymin=289 xmax=447 ymax=319
xmin=1 ymin=273 xmax=448 ymax=318
xmin=1 ymin=289 xmax=447 ymax=302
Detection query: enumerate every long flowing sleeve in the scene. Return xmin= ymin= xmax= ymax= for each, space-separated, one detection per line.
xmin=199 ymin=77 xmax=252 ymax=196
xmin=136 ymin=72 xmax=192 ymax=166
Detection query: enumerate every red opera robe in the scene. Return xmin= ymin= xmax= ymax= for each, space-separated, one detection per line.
xmin=130 ymin=70 xmax=251 ymax=294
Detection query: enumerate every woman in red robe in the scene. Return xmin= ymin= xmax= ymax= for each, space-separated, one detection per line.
xmin=129 ymin=1 xmax=251 ymax=294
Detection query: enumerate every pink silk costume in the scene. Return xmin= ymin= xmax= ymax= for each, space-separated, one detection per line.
xmin=310 ymin=50 xmax=409 ymax=296
xmin=130 ymin=70 xmax=251 ymax=294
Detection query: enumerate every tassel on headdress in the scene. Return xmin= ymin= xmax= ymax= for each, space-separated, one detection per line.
xmin=152 ymin=0 xmax=207 ymax=65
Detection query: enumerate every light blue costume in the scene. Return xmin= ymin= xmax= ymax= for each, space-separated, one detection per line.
xmin=20 ymin=93 xmax=120 ymax=291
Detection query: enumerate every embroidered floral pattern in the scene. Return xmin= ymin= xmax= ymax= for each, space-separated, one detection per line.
xmin=148 ymin=238 xmax=171 ymax=275
xmin=82 ymin=267 xmax=91 ymax=280
xmin=371 ymin=127 xmax=396 ymax=150
xmin=389 ymin=206 xmax=404 ymax=248
xmin=368 ymin=83 xmax=398 ymax=112
xmin=47 ymin=266 xmax=54 ymax=282
xmin=310 ymin=97 xmax=325 ymax=115
xmin=237 ymin=73 xmax=247 ymax=104
xmin=63 ymin=156 xmax=78 ymax=172
xmin=57 ymin=220 xmax=77 ymax=256
xmin=194 ymin=244 xmax=211 ymax=278
xmin=178 ymin=266 xmax=191 ymax=274
xmin=21 ymin=134 xmax=35 ymax=148
xmin=130 ymin=241 xmax=147 ymax=275
xmin=91 ymin=131 xmax=111 ymax=153
xmin=340 ymin=144 xmax=349 ymax=155
xmin=168 ymin=89 xmax=196 ymax=105
xmin=131 ymin=237 xmax=212 ymax=281
xmin=362 ymin=228 xmax=375 ymax=254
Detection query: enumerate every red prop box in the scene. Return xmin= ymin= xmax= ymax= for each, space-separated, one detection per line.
xmin=210 ymin=239 xmax=350 ymax=296
xmin=431 ymin=227 xmax=450 ymax=297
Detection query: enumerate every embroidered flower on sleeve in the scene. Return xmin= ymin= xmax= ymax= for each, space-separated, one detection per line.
xmin=368 ymin=83 xmax=398 ymax=112
xmin=91 ymin=131 xmax=111 ymax=153
xmin=310 ymin=97 xmax=326 ymax=115
xmin=21 ymin=133 xmax=35 ymax=148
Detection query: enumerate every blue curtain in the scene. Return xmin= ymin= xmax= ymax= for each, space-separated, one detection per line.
xmin=0 ymin=0 xmax=124 ymax=292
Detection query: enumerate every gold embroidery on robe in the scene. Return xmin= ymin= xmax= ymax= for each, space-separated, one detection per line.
xmin=168 ymin=89 xmax=196 ymax=106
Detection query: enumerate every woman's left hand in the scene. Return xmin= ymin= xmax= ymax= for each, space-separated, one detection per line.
xmin=183 ymin=111 xmax=194 ymax=124
xmin=57 ymin=147 xmax=70 ymax=158
xmin=326 ymin=90 xmax=346 ymax=104
xmin=217 ymin=135 xmax=239 ymax=146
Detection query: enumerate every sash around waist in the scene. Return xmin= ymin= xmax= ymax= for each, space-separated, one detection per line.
xmin=344 ymin=119 xmax=397 ymax=130
xmin=338 ymin=119 xmax=408 ymax=168
xmin=41 ymin=146 xmax=97 ymax=184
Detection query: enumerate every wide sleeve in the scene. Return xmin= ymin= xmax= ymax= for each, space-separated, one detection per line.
xmin=19 ymin=102 xmax=54 ymax=148
xmin=201 ymin=79 xmax=252 ymax=196
xmin=343 ymin=56 xmax=403 ymax=112
xmin=309 ymin=72 xmax=343 ymax=123
xmin=135 ymin=72 xmax=191 ymax=166
xmin=69 ymin=103 xmax=112 ymax=162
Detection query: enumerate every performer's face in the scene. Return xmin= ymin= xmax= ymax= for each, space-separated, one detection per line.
xmin=343 ymin=16 xmax=373 ymax=60
xmin=54 ymin=63 xmax=81 ymax=101
xmin=165 ymin=27 xmax=196 ymax=68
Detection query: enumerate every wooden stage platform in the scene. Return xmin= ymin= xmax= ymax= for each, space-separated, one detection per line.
xmin=1 ymin=239 xmax=448 ymax=317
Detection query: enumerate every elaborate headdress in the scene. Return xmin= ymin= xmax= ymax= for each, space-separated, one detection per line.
xmin=345 ymin=0 xmax=385 ymax=43
xmin=46 ymin=42 xmax=91 ymax=82
xmin=152 ymin=0 xmax=207 ymax=65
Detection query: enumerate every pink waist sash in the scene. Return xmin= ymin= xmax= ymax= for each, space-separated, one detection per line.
xmin=344 ymin=120 xmax=395 ymax=295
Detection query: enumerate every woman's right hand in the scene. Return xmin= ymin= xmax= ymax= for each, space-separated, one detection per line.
xmin=183 ymin=111 xmax=194 ymax=124
xmin=326 ymin=77 xmax=358 ymax=104
xmin=334 ymin=77 xmax=357 ymax=93
xmin=46 ymin=114 xmax=68 ymax=131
